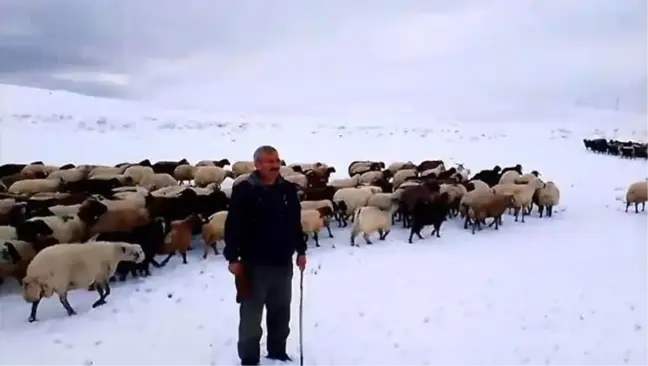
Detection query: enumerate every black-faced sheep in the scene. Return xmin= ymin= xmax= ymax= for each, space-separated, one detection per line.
xmin=22 ymin=241 xmax=145 ymax=322
xmin=408 ymin=193 xmax=450 ymax=243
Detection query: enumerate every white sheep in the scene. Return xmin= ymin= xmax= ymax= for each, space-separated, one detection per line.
xmin=284 ymin=173 xmax=308 ymax=189
xmin=194 ymin=166 xmax=233 ymax=187
xmin=46 ymin=167 xmax=89 ymax=182
xmin=22 ymin=241 xmax=145 ymax=322
xmin=511 ymin=178 xmax=546 ymax=222
xmin=328 ymin=174 xmax=361 ymax=188
xmin=515 ymin=171 xmax=541 ymax=184
xmin=232 ymin=173 xmax=251 ymax=187
xmin=469 ymin=179 xmax=491 ymax=192
xmin=123 ymin=165 xmax=155 ymax=185
xmin=392 ymin=169 xmax=417 ymax=190
xmin=358 ymin=171 xmax=385 ymax=185
xmin=499 ymin=170 xmax=521 ymax=184
xmin=139 ymin=173 xmax=178 ymax=190
xmin=350 ymin=206 xmax=392 ymax=246
xmin=231 ymin=161 xmax=255 ymax=177
xmin=89 ymin=166 xmax=122 ymax=178
xmin=46 ymin=204 xmax=83 ymax=217
xmin=625 ymin=181 xmax=647 ymax=213
xmin=195 ymin=160 xmax=216 ymax=167
xmin=332 ymin=187 xmax=375 ymax=227
xmin=367 ymin=192 xmax=399 ymax=212
xmin=21 ymin=164 xmax=58 ymax=178
xmin=201 ymin=211 xmax=228 ymax=259
xmin=8 ymin=179 xmax=62 ymax=195
xmin=0 ymin=240 xmax=36 ymax=285
xmin=21 ymin=213 xmax=94 ymax=243
xmin=0 ymin=225 xmax=18 ymax=240
xmin=152 ymin=185 xmax=187 ymax=197
xmin=301 ymin=208 xmax=333 ymax=247
xmin=421 ymin=164 xmax=445 ymax=178
xmin=173 ymin=164 xmax=196 ymax=184
xmin=535 ymin=181 xmax=560 ymax=218
xmin=279 ymin=166 xmax=299 ymax=177
xmin=386 ymin=161 xmax=416 ymax=175
xmin=459 ymin=189 xmax=495 ymax=218
xmin=189 ymin=183 xmax=218 ymax=196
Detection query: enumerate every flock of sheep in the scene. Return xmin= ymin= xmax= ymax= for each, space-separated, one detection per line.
xmin=0 ymin=157 xmax=645 ymax=323
xmin=583 ymin=138 xmax=648 ymax=159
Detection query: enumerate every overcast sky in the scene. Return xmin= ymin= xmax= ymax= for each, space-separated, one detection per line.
xmin=0 ymin=0 xmax=646 ymax=114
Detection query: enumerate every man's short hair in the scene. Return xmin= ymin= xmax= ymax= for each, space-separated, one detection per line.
xmin=253 ymin=145 xmax=278 ymax=162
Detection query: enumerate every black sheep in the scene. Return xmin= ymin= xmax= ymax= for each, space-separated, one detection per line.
xmin=151 ymin=159 xmax=189 ymax=175
xmin=470 ymin=166 xmax=502 ymax=187
xmin=95 ymin=217 xmax=169 ymax=281
xmin=408 ymin=192 xmax=450 ymax=243
xmin=62 ymin=178 xmax=123 ymax=197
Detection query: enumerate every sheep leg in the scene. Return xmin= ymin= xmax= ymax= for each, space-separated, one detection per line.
xmin=312 ymin=232 xmax=320 ymax=247
xmin=92 ymin=282 xmax=111 ymax=308
xmin=130 ymin=267 xmax=139 ymax=279
xmin=642 ymin=202 xmax=646 ymax=212
xmin=538 ymin=205 xmax=545 ymax=218
xmin=635 ymin=202 xmax=640 ymax=214
xmin=159 ymin=252 xmax=175 ymax=267
xmin=211 ymin=242 xmax=219 ymax=255
xmin=463 ymin=216 xmax=471 ymax=229
xmin=58 ymin=292 xmax=77 ymax=316
xmin=180 ymin=251 xmax=188 ymax=264
xmin=118 ymin=272 xmax=127 ymax=282
xmin=363 ymin=233 xmax=372 ymax=245
xmin=325 ymin=223 xmax=334 ymax=238
xmin=626 ymin=202 xmax=630 ymax=212
xmin=521 ymin=207 xmax=526 ymax=223
xmin=431 ymin=223 xmax=442 ymax=238
xmin=150 ymin=258 xmax=162 ymax=268
xmin=546 ymin=206 xmax=552 ymax=218
xmin=28 ymin=300 xmax=41 ymax=322
xmin=513 ymin=207 xmax=520 ymax=222
xmin=379 ymin=229 xmax=391 ymax=240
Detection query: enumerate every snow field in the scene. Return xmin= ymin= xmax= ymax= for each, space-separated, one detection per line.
xmin=0 ymin=88 xmax=646 ymax=364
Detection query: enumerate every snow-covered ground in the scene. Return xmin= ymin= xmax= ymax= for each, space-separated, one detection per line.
xmin=0 ymin=85 xmax=646 ymax=365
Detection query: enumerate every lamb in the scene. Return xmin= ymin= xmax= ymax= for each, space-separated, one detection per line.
xmin=466 ymin=194 xmax=514 ymax=234
xmin=173 ymin=164 xmax=196 ymax=184
xmin=332 ymin=187 xmax=375 ymax=227
xmin=534 ymin=181 xmax=560 ymax=218
xmin=123 ymin=165 xmax=155 ymax=185
xmin=0 ymin=240 xmax=37 ymax=285
xmin=139 ymin=173 xmax=179 ymax=190
xmin=231 ymin=161 xmax=255 ymax=177
xmin=350 ymin=206 xmax=391 ymax=246
xmin=301 ymin=207 xmax=334 ymax=247
xmin=8 ymin=179 xmax=62 ymax=195
xmin=194 ymin=166 xmax=234 ymax=187
xmin=22 ymin=241 xmax=145 ymax=322
xmin=159 ymin=214 xmax=204 ymax=265
xmin=408 ymin=193 xmax=450 ymax=243
xmin=200 ymin=211 xmax=228 ymax=259
xmin=328 ymin=174 xmax=361 ymax=188
xmin=625 ymin=181 xmax=648 ymax=213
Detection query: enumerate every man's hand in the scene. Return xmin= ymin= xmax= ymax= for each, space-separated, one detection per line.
xmin=228 ymin=262 xmax=242 ymax=276
xmin=296 ymin=255 xmax=306 ymax=271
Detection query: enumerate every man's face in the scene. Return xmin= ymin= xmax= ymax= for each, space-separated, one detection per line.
xmin=255 ymin=150 xmax=281 ymax=180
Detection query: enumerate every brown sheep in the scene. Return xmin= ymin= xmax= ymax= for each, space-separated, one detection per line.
xmin=83 ymin=199 xmax=151 ymax=235
xmin=159 ymin=214 xmax=203 ymax=265
xmin=465 ymin=194 xmax=515 ymax=234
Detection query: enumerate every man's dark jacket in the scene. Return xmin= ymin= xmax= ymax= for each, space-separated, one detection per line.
xmin=224 ymin=171 xmax=306 ymax=266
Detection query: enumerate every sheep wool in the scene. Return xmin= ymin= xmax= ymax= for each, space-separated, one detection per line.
xmin=499 ymin=170 xmax=521 ymax=184
xmin=201 ymin=211 xmax=228 ymax=259
xmin=139 ymin=173 xmax=178 ymax=190
xmin=46 ymin=167 xmax=88 ymax=183
xmin=536 ymin=181 xmax=560 ymax=217
xmin=173 ymin=164 xmax=196 ymax=183
xmin=284 ymin=173 xmax=308 ymax=189
xmin=22 ymin=241 xmax=145 ymax=321
xmin=89 ymin=167 xmax=122 ymax=179
xmin=625 ymin=181 xmax=648 ymax=213
xmin=0 ymin=225 xmax=17 ymax=240
xmin=392 ymin=169 xmax=417 ymax=190
xmin=350 ymin=206 xmax=391 ymax=245
xmin=123 ymin=165 xmax=155 ymax=185
xmin=8 ymin=179 xmax=61 ymax=195
xmin=231 ymin=161 xmax=255 ymax=177
xmin=328 ymin=174 xmax=361 ymax=188
xmin=194 ymin=166 xmax=233 ymax=187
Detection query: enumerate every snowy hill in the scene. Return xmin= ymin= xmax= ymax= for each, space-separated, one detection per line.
xmin=0 ymin=84 xmax=646 ymax=365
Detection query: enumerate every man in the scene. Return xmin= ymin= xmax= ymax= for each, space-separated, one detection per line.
xmin=224 ymin=145 xmax=307 ymax=366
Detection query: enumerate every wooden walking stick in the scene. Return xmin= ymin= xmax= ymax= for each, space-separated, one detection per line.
xmin=299 ymin=268 xmax=304 ymax=366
